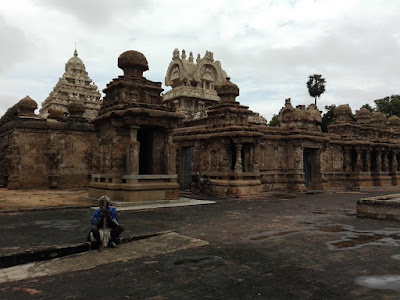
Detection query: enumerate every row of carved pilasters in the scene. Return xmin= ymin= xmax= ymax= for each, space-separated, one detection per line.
xmin=343 ymin=146 xmax=400 ymax=173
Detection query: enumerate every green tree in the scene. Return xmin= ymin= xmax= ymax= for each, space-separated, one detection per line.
xmin=360 ymin=103 xmax=375 ymax=113
xmin=307 ymin=74 xmax=326 ymax=106
xmin=268 ymin=114 xmax=280 ymax=127
xmin=321 ymin=104 xmax=336 ymax=133
xmin=374 ymin=95 xmax=400 ymax=117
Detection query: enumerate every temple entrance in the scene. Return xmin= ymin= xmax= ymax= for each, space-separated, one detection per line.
xmin=303 ymin=148 xmax=321 ymax=189
xmin=181 ymin=146 xmax=194 ymax=190
xmin=138 ymin=128 xmax=153 ymax=175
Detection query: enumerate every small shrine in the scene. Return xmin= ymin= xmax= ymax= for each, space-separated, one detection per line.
xmin=89 ymin=50 xmax=184 ymax=202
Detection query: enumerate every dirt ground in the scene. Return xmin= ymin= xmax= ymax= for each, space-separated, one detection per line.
xmin=0 ymin=188 xmax=94 ymax=210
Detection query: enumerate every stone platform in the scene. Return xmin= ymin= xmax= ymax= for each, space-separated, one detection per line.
xmin=356 ymin=193 xmax=400 ymax=221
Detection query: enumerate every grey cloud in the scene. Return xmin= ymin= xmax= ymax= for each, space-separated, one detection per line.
xmin=33 ymin=0 xmax=154 ymax=27
xmin=0 ymin=17 xmax=35 ymax=74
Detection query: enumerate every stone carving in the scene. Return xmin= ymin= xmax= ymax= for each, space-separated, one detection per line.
xmin=163 ymin=48 xmax=228 ymax=121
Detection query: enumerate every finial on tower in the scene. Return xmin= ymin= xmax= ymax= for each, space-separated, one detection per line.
xmin=74 ymin=43 xmax=78 ymax=57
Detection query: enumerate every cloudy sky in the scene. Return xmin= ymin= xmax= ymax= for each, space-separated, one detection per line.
xmin=1 ymin=0 xmax=400 ymax=121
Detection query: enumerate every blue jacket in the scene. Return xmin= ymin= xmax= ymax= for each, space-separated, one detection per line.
xmin=91 ymin=206 xmax=119 ymax=228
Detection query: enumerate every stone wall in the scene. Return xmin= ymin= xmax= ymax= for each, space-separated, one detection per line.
xmin=0 ymin=116 xmax=97 ymax=189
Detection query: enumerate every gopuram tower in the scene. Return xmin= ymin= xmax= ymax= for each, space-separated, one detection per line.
xmin=39 ymin=49 xmax=101 ymax=120
xmin=163 ymin=49 xmax=228 ymax=121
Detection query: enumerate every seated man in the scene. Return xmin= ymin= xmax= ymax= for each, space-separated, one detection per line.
xmin=89 ymin=195 xmax=124 ymax=251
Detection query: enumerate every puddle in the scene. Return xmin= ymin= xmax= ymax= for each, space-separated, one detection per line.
xmin=249 ymin=230 xmax=298 ymax=241
xmin=319 ymin=225 xmax=348 ymax=233
xmin=327 ymin=230 xmax=400 ymax=250
xmin=392 ymin=254 xmax=400 ymax=260
xmin=355 ymin=275 xmax=400 ymax=291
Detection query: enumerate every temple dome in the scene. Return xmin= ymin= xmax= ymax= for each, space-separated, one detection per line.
xmin=355 ymin=108 xmax=372 ymax=124
xmin=66 ymin=49 xmax=85 ymax=71
xmin=118 ymin=50 xmax=149 ymax=76
xmin=387 ymin=115 xmax=400 ymax=125
xmin=68 ymin=101 xmax=86 ymax=118
xmin=217 ymin=77 xmax=239 ymax=103
xmin=334 ymin=105 xmax=353 ymax=122
xmin=370 ymin=112 xmax=387 ymax=126
xmin=18 ymin=95 xmax=37 ymax=116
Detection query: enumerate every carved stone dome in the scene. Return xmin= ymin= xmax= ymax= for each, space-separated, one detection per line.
xmin=66 ymin=49 xmax=85 ymax=71
xmin=118 ymin=50 xmax=149 ymax=76
xmin=18 ymin=96 xmax=37 ymax=116
xmin=48 ymin=108 xmax=66 ymax=121
xmin=387 ymin=115 xmax=400 ymax=125
xmin=68 ymin=101 xmax=86 ymax=117
xmin=334 ymin=105 xmax=353 ymax=122
xmin=355 ymin=108 xmax=372 ymax=124
xmin=217 ymin=77 xmax=239 ymax=103
xmin=370 ymin=112 xmax=387 ymax=126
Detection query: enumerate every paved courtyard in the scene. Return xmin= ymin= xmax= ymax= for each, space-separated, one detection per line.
xmin=1 ymin=188 xmax=400 ymax=299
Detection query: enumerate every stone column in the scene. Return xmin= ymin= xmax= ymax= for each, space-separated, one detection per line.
xmin=126 ymin=126 xmax=140 ymax=175
xmin=391 ymin=150 xmax=398 ymax=174
xmin=355 ymin=149 xmax=363 ymax=172
xmin=343 ymin=147 xmax=351 ymax=173
xmin=164 ymin=131 xmax=176 ymax=175
xmin=376 ymin=150 xmax=382 ymax=172
xmin=234 ymin=144 xmax=243 ymax=172
xmin=382 ymin=151 xmax=389 ymax=172
xmin=253 ymin=143 xmax=261 ymax=173
xmin=365 ymin=150 xmax=371 ymax=172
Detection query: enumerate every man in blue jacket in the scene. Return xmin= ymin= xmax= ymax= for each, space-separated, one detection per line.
xmin=90 ymin=195 xmax=124 ymax=251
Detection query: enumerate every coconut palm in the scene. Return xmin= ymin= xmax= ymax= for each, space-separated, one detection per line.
xmin=307 ymin=74 xmax=326 ymax=106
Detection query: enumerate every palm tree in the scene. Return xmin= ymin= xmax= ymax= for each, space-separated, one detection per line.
xmin=307 ymin=74 xmax=326 ymax=106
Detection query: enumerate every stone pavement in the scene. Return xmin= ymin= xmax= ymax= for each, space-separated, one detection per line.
xmin=3 ymin=189 xmax=400 ymax=299
xmin=0 ymin=232 xmax=208 ymax=284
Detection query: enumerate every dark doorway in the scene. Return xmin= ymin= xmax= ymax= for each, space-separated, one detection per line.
xmin=181 ymin=146 xmax=194 ymax=190
xmin=303 ymin=148 xmax=321 ymax=189
xmin=138 ymin=128 xmax=153 ymax=175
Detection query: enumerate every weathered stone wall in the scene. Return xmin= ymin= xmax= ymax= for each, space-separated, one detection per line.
xmin=0 ymin=117 xmax=97 ymax=189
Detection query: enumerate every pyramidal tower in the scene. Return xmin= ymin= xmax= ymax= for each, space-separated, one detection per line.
xmin=39 ymin=49 xmax=101 ymax=120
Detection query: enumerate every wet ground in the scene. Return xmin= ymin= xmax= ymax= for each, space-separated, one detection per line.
xmin=2 ymin=188 xmax=400 ymax=299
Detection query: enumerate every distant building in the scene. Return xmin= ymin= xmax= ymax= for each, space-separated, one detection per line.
xmin=39 ymin=49 xmax=101 ymax=120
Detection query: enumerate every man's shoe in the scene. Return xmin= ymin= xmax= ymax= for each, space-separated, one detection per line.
xmin=108 ymin=241 xmax=117 ymax=248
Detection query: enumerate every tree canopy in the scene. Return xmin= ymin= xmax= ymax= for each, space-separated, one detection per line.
xmin=268 ymin=114 xmax=280 ymax=127
xmin=307 ymin=74 xmax=326 ymax=106
xmin=321 ymin=104 xmax=336 ymax=133
xmin=374 ymin=95 xmax=400 ymax=117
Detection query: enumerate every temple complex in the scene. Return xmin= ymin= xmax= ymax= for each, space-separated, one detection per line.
xmin=39 ymin=49 xmax=101 ymax=120
xmin=1 ymin=48 xmax=400 ymax=199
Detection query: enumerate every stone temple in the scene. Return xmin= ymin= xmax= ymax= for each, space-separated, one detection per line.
xmin=1 ymin=48 xmax=400 ymax=201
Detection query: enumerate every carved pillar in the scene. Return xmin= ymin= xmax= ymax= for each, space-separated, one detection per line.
xmin=253 ymin=143 xmax=260 ymax=173
xmin=391 ymin=150 xmax=398 ymax=174
xmin=365 ymin=150 xmax=371 ymax=172
xmin=382 ymin=150 xmax=389 ymax=172
xmin=234 ymin=143 xmax=243 ymax=173
xmin=164 ymin=131 xmax=176 ymax=175
xmin=376 ymin=150 xmax=382 ymax=172
xmin=355 ymin=149 xmax=363 ymax=172
xmin=343 ymin=147 xmax=351 ymax=173
xmin=126 ymin=126 xmax=140 ymax=175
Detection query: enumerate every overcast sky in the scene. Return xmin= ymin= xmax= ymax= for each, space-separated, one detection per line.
xmin=1 ymin=0 xmax=400 ymax=121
